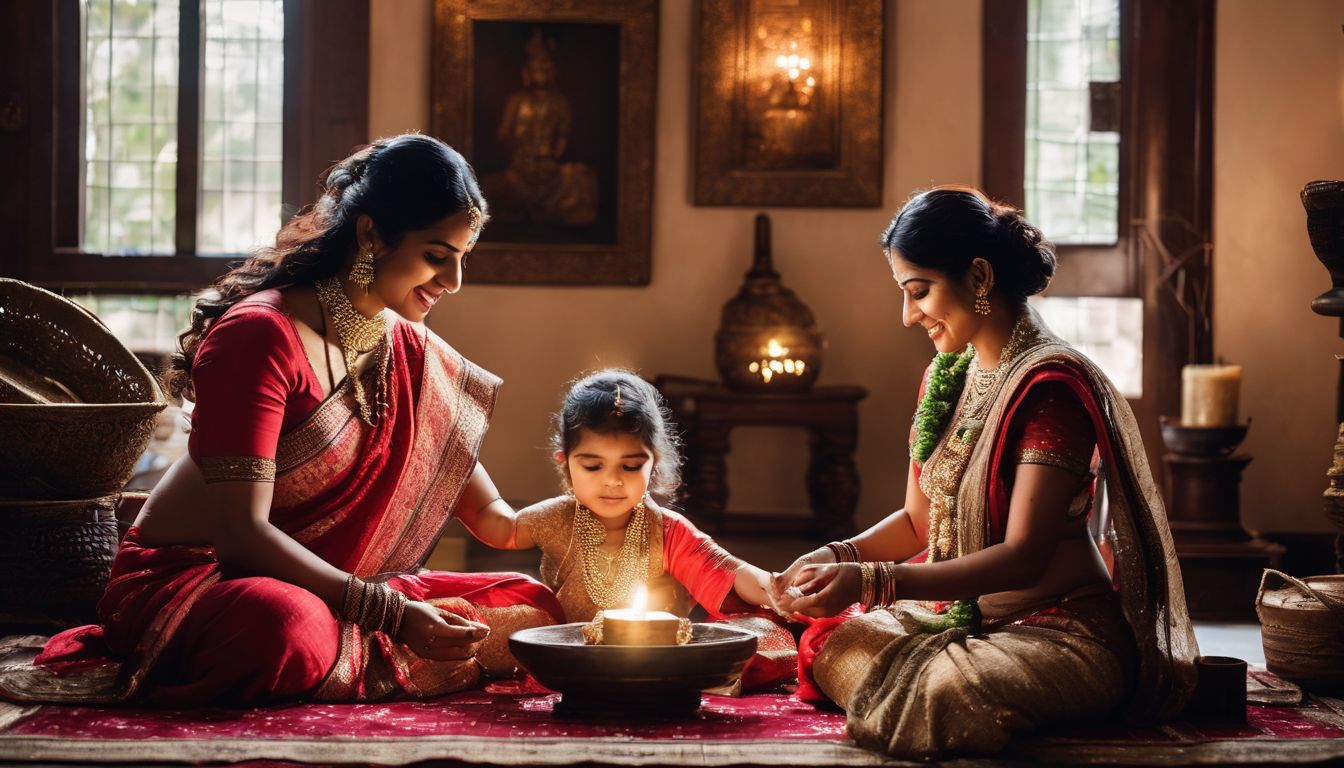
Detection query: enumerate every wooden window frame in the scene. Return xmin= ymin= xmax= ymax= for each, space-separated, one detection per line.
xmin=982 ymin=0 xmax=1216 ymax=472
xmin=0 ymin=0 xmax=369 ymax=294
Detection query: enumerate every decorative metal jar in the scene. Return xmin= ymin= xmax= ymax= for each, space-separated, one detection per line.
xmin=1303 ymin=180 xmax=1344 ymax=316
xmin=714 ymin=214 xmax=824 ymax=392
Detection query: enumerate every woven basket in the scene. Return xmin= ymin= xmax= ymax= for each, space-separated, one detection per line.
xmin=1257 ymin=569 xmax=1344 ymax=694
xmin=0 ymin=279 xmax=167 ymax=498
xmin=0 ymin=495 xmax=120 ymax=627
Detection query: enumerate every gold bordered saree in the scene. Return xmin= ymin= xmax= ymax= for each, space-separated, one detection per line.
xmin=811 ymin=309 xmax=1198 ymax=758
xmin=0 ymin=317 xmax=560 ymax=704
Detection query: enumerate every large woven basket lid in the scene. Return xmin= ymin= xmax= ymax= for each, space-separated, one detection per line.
xmin=1259 ymin=573 xmax=1344 ymax=613
xmin=0 ymin=278 xmax=164 ymax=405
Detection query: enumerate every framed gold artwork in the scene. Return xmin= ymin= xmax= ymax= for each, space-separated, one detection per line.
xmin=432 ymin=0 xmax=658 ymax=284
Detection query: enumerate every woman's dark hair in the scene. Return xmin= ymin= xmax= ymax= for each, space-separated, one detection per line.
xmin=549 ymin=369 xmax=681 ymax=497
xmin=880 ymin=186 xmax=1056 ymax=303
xmin=165 ymin=133 xmax=488 ymax=399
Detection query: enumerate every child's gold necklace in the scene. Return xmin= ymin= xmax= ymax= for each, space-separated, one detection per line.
xmin=574 ymin=498 xmax=648 ymax=608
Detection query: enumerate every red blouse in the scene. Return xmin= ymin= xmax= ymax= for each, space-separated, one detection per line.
xmin=186 ymin=290 xmax=327 ymax=482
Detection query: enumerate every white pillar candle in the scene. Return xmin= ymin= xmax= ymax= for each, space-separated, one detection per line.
xmin=1181 ymin=365 xmax=1242 ymax=427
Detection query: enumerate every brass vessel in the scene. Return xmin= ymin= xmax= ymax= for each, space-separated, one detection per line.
xmin=714 ymin=214 xmax=824 ymax=392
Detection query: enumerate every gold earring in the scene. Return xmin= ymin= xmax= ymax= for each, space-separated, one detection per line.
xmin=349 ymin=249 xmax=375 ymax=289
xmin=974 ymin=287 xmax=991 ymax=316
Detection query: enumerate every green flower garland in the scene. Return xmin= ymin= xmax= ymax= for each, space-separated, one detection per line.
xmin=911 ymin=347 xmax=973 ymax=462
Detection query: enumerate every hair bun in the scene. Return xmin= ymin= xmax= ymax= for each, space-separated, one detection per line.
xmin=992 ymin=208 xmax=1056 ymax=298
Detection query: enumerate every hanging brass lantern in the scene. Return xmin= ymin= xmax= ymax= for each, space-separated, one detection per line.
xmin=714 ymin=213 xmax=824 ymax=392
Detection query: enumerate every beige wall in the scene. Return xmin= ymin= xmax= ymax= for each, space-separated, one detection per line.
xmin=370 ymin=0 xmax=982 ymax=529
xmin=1214 ymin=0 xmax=1344 ymax=533
xmin=370 ymin=0 xmax=1344 ymax=535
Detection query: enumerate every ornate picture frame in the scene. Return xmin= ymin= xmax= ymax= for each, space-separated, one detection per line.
xmin=432 ymin=0 xmax=658 ymax=285
xmin=693 ymin=0 xmax=884 ymax=208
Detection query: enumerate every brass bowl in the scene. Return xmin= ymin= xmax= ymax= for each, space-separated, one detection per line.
xmin=1159 ymin=416 xmax=1250 ymax=457
xmin=509 ymin=622 xmax=758 ymax=713
xmin=0 ymin=279 xmax=167 ymax=498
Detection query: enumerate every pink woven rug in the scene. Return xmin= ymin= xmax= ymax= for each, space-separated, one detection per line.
xmin=2 ymin=642 xmax=1343 ymax=766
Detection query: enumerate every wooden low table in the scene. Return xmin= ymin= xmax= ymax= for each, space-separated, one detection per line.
xmin=654 ymin=375 xmax=867 ymax=539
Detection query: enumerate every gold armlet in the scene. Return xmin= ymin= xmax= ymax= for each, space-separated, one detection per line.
xmin=200 ymin=455 xmax=276 ymax=483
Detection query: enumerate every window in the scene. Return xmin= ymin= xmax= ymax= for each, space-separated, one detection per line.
xmin=1024 ymin=0 xmax=1120 ymax=246
xmin=983 ymin=0 xmax=1215 ymax=467
xmin=1032 ymin=295 xmax=1142 ymax=396
xmin=1 ymin=0 xmax=370 ymax=293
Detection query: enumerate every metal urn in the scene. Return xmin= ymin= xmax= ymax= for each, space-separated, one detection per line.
xmin=714 ymin=213 xmax=824 ymax=392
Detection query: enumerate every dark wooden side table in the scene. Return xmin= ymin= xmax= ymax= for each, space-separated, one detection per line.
xmin=653 ymin=375 xmax=868 ymax=539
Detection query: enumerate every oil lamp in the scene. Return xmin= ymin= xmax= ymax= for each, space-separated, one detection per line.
xmin=598 ymin=583 xmax=684 ymax=646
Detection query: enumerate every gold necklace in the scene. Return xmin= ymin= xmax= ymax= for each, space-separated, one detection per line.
xmin=315 ymin=276 xmax=388 ymax=426
xmin=964 ymin=314 xmax=1032 ymax=417
xmin=923 ymin=312 xmax=1039 ymax=561
xmin=574 ymin=498 xmax=649 ymax=609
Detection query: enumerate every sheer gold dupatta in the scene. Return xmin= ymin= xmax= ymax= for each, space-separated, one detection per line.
xmin=955 ymin=320 xmax=1197 ymax=721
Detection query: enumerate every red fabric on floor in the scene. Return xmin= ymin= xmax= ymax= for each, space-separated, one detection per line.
xmin=7 ymin=690 xmax=846 ymax=741
xmin=7 ymin=689 xmax=1344 ymax=743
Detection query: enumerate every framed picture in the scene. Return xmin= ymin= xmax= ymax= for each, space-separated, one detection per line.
xmin=693 ymin=0 xmax=884 ymax=207
xmin=432 ymin=0 xmax=658 ymax=285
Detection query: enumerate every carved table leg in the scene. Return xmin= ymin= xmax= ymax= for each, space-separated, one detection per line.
xmin=808 ymin=425 xmax=860 ymax=538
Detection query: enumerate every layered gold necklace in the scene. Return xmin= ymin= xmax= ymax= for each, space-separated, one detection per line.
xmin=921 ymin=313 xmax=1039 ymax=561
xmin=315 ymin=276 xmax=388 ymax=426
xmin=963 ymin=315 xmax=1033 ymax=419
xmin=574 ymin=498 xmax=649 ymax=609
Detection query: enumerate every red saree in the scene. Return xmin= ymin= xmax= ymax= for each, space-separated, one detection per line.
xmin=0 ymin=290 xmax=562 ymax=705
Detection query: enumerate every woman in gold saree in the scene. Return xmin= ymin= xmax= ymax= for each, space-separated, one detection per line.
xmin=772 ymin=187 xmax=1198 ymax=758
xmin=0 ymin=134 xmax=562 ymax=706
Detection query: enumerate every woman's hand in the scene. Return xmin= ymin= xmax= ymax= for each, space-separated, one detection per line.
xmin=768 ymin=547 xmax=835 ymax=609
xmin=774 ymin=563 xmax=863 ymax=618
xmin=397 ymin=600 xmax=490 ymax=661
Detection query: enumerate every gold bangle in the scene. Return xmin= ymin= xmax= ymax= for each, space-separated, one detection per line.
xmin=341 ymin=574 xmax=366 ymax=625
xmin=859 ymin=562 xmax=876 ymax=608
xmin=385 ymin=589 xmax=407 ymax=637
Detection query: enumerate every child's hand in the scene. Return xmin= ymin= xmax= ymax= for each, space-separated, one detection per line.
xmin=774 ymin=563 xmax=861 ymax=618
xmin=397 ymin=600 xmax=490 ymax=661
xmin=769 ymin=546 xmax=836 ymax=606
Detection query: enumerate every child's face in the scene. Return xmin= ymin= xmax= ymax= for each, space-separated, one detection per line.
xmin=559 ymin=428 xmax=654 ymax=521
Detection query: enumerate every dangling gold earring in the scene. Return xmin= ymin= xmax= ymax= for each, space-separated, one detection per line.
xmin=349 ymin=249 xmax=375 ymax=291
xmin=974 ymin=287 xmax=991 ymax=316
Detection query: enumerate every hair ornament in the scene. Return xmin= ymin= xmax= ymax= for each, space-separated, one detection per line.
xmin=467 ymin=203 xmax=483 ymax=236
xmin=613 ymin=383 xmax=623 ymax=416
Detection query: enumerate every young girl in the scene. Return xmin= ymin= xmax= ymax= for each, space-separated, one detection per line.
xmin=456 ymin=369 xmax=796 ymax=693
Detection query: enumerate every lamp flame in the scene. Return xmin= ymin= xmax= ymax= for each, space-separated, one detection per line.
xmin=630 ymin=583 xmax=648 ymax=614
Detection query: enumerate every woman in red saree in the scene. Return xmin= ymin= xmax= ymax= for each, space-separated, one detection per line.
xmin=771 ymin=187 xmax=1197 ymax=758
xmin=0 ymin=134 xmax=562 ymax=706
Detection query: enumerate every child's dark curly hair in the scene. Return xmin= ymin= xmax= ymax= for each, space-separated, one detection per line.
xmin=549 ymin=369 xmax=682 ymax=497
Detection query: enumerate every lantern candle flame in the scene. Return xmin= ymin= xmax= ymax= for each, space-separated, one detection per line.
xmin=747 ymin=337 xmax=807 ymax=384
